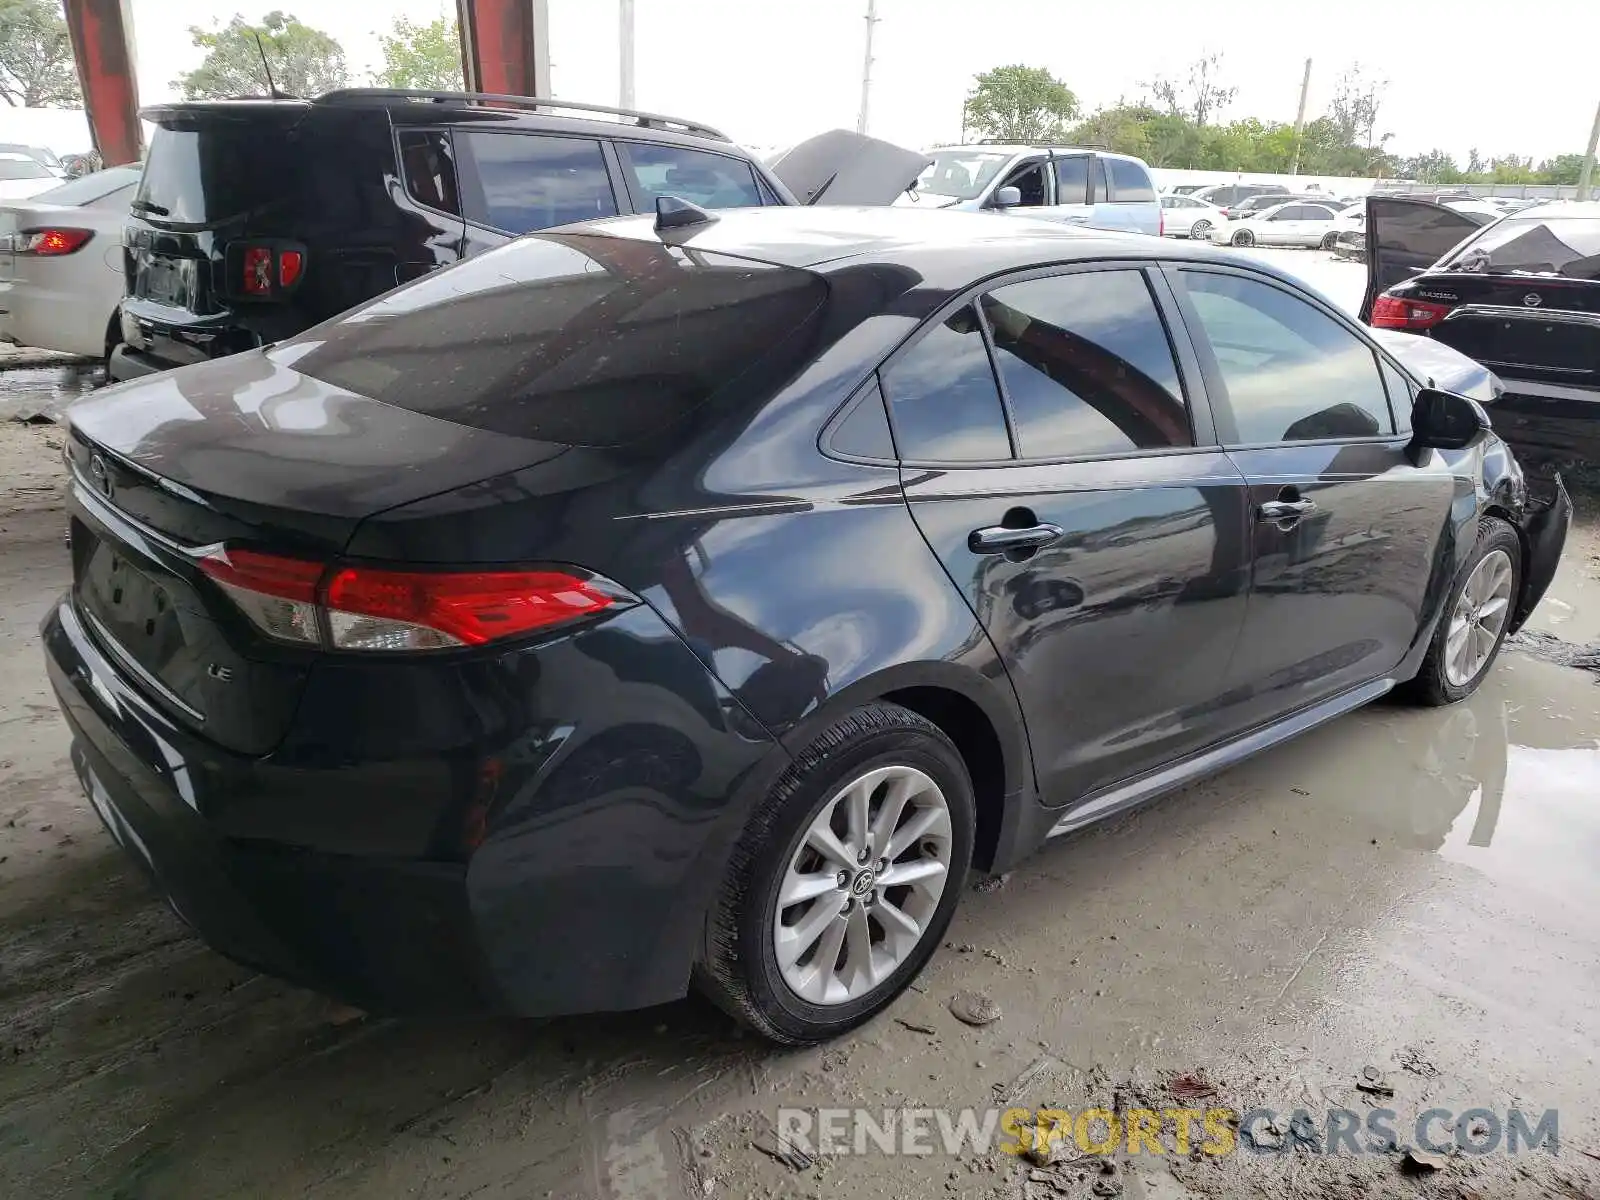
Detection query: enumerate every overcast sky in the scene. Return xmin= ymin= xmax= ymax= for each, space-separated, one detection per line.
xmin=123 ymin=0 xmax=1595 ymax=163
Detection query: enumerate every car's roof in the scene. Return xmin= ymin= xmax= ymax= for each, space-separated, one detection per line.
xmin=925 ymin=143 xmax=1143 ymax=162
xmin=1511 ymin=200 xmax=1600 ymax=220
xmin=560 ymin=205 xmax=1265 ymax=275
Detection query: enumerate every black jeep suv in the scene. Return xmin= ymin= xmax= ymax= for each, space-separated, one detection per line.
xmin=112 ymin=90 xmax=921 ymax=381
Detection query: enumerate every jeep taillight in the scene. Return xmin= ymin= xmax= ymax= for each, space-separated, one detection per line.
xmin=235 ymin=242 xmax=307 ymax=298
xmin=198 ymin=548 xmax=632 ymax=652
xmin=1371 ymin=294 xmax=1452 ymax=331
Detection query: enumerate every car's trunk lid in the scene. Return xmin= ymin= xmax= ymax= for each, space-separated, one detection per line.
xmin=64 ymin=349 xmax=567 ymax=754
xmin=768 ymin=129 xmax=933 ymax=205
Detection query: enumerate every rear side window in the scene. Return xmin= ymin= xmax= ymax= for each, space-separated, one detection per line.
xmin=1180 ymin=271 xmax=1394 ymax=443
xmin=1090 ymin=159 xmax=1108 ymax=204
xmin=458 ymin=131 xmax=618 ymax=233
xmin=398 ymin=130 xmax=460 ymax=216
xmin=1053 ymin=157 xmax=1088 ymax=204
xmin=882 ymin=305 xmax=1012 ymax=462
xmin=982 ymin=271 xmax=1190 ymax=458
xmin=620 ymin=142 xmax=765 ymax=209
xmin=1108 ymin=158 xmax=1155 ymax=203
xmin=286 ymin=236 xmax=827 ymax=448
xmin=1443 ymin=216 xmax=1600 ymax=280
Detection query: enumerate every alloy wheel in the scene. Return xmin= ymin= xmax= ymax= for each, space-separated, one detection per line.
xmin=772 ymin=765 xmax=952 ymax=1006
xmin=1191 ymin=220 xmax=1211 ymax=240
xmin=1232 ymin=229 xmax=1254 ymax=246
xmin=1444 ymin=549 xmax=1514 ymax=687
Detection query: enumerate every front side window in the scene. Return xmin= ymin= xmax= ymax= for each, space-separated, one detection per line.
xmin=459 ymin=131 xmax=617 ymax=234
xmin=1180 ymin=271 xmax=1395 ymax=444
xmin=1108 ymin=158 xmax=1156 ymax=203
xmin=398 ymin=130 xmax=460 ymax=216
xmin=1053 ymin=156 xmax=1089 ymax=205
xmin=1001 ymin=161 xmax=1048 ymax=207
xmin=881 ymin=305 xmax=1012 ymax=462
xmin=982 ymin=271 xmax=1190 ymax=458
xmin=620 ymin=142 xmax=764 ymax=210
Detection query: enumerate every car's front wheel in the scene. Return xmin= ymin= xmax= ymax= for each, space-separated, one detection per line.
xmin=1320 ymin=231 xmax=1339 ymax=250
xmin=1405 ymin=517 xmax=1522 ymax=705
xmin=695 ymin=703 xmax=974 ymax=1044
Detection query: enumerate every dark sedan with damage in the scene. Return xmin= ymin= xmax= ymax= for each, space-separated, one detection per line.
xmin=44 ymin=204 xmax=1569 ymax=1044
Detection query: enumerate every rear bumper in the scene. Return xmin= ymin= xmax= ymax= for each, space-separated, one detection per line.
xmin=42 ymin=593 xmax=779 ymax=1016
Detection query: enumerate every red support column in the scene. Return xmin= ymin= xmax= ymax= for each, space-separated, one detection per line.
xmin=457 ymin=0 xmax=551 ymax=97
xmin=62 ymin=0 xmax=143 ymax=166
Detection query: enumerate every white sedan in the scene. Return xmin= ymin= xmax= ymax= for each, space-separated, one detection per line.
xmin=1210 ymin=200 xmax=1344 ymax=248
xmin=1160 ymin=192 xmax=1227 ymax=240
xmin=0 ymin=166 xmax=140 ymax=361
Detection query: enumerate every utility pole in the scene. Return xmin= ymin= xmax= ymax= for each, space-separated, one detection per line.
xmin=857 ymin=0 xmax=878 ymax=135
xmin=532 ymin=0 xmax=551 ymax=96
xmin=1289 ymin=58 xmax=1312 ymax=176
xmin=619 ymin=0 xmax=635 ymax=110
xmin=1577 ymin=100 xmax=1600 ymax=201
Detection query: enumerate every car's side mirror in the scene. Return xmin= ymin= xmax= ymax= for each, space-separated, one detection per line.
xmin=1410 ymin=386 xmax=1490 ymax=451
xmin=991 ymin=186 xmax=1022 ymax=209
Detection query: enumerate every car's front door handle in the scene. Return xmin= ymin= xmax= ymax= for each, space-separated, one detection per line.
xmin=968 ymin=523 xmax=1064 ymax=555
xmin=1257 ymin=499 xmax=1317 ymax=521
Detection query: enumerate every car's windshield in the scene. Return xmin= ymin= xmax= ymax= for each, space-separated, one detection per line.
xmin=914 ymin=150 xmax=1014 ymax=200
xmin=1442 ymin=215 xmax=1600 ymax=279
xmin=0 ymin=156 xmax=51 ymax=181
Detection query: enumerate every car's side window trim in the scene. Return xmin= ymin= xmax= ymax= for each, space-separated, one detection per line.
xmin=1161 ymin=263 xmax=1409 ymax=450
xmin=451 ymin=127 xmax=624 ymax=234
xmin=868 ymin=259 xmax=1220 ymax=470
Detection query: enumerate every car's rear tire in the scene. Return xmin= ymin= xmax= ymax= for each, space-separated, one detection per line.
xmin=694 ymin=703 xmax=975 ymax=1045
xmin=1191 ymin=219 xmax=1212 ymax=240
xmin=1231 ymin=229 xmax=1254 ymax=247
xmin=1402 ymin=517 xmax=1522 ymax=706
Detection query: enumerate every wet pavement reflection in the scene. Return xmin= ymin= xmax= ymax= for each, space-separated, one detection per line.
xmin=0 ymin=362 xmax=99 ymax=423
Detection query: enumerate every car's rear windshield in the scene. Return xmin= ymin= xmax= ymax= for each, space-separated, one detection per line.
xmin=135 ymin=116 xmax=300 ymax=224
xmin=33 ymin=166 xmax=141 ymax=207
xmin=283 ymin=233 xmax=830 ymax=448
xmin=1442 ymin=216 xmax=1600 ymax=280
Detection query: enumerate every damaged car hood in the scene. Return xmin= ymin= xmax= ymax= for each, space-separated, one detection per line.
xmin=768 ymin=129 xmax=932 ymax=206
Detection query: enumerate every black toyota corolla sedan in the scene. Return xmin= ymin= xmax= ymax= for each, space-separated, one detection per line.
xmin=44 ymin=205 xmax=1570 ymax=1044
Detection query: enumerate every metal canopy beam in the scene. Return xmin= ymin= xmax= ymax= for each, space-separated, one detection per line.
xmin=62 ymin=0 xmax=143 ymax=166
xmin=457 ymin=0 xmax=552 ymax=98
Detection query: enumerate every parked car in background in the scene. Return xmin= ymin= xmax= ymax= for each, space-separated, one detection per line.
xmin=0 ymin=142 xmax=64 ymax=174
xmin=1209 ymin=199 xmax=1343 ymax=247
xmin=901 ymin=145 xmax=1162 ymax=235
xmin=113 ymin=88 xmax=926 ymax=382
xmin=1166 ymin=184 xmax=1205 ymax=195
xmin=1189 ymin=182 xmax=1288 ymax=216
xmin=1160 ymin=192 xmax=1226 ymax=239
xmin=47 ymin=206 xmax=1568 ymax=1045
xmin=0 ymin=166 xmax=141 ymax=361
xmin=0 ymin=151 xmax=63 ymax=200
xmin=1364 ymin=198 xmax=1600 ymax=418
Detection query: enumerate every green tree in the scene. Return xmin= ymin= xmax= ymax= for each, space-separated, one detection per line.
xmin=175 ymin=11 xmax=349 ymax=100
xmin=964 ymin=65 xmax=1079 ymax=143
xmin=1397 ymin=149 xmax=1463 ymax=184
xmin=1536 ymin=153 xmax=1586 ymax=185
xmin=0 ymin=0 xmax=81 ymax=107
xmin=374 ymin=15 xmax=462 ymax=90
xmin=1488 ymin=154 xmax=1536 ymax=184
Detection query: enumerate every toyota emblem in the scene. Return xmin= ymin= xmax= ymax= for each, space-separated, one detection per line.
xmin=88 ymin=454 xmax=112 ymax=497
xmin=1523 ymin=292 xmax=1542 ymax=307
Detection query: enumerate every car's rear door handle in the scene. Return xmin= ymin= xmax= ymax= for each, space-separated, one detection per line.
xmin=968 ymin=523 xmax=1064 ymax=554
xmin=1257 ymin=499 xmax=1317 ymax=521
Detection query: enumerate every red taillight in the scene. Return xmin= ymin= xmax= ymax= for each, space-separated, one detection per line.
xmin=238 ymin=244 xmax=306 ymax=296
xmin=17 ymin=227 xmax=93 ymax=256
xmin=277 ymin=249 xmax=303 ymax=288
xmin=1371 ymin=293 xmax=1452 ymax=330
xmin=198 ymin=548 xmax=626 ymax=652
